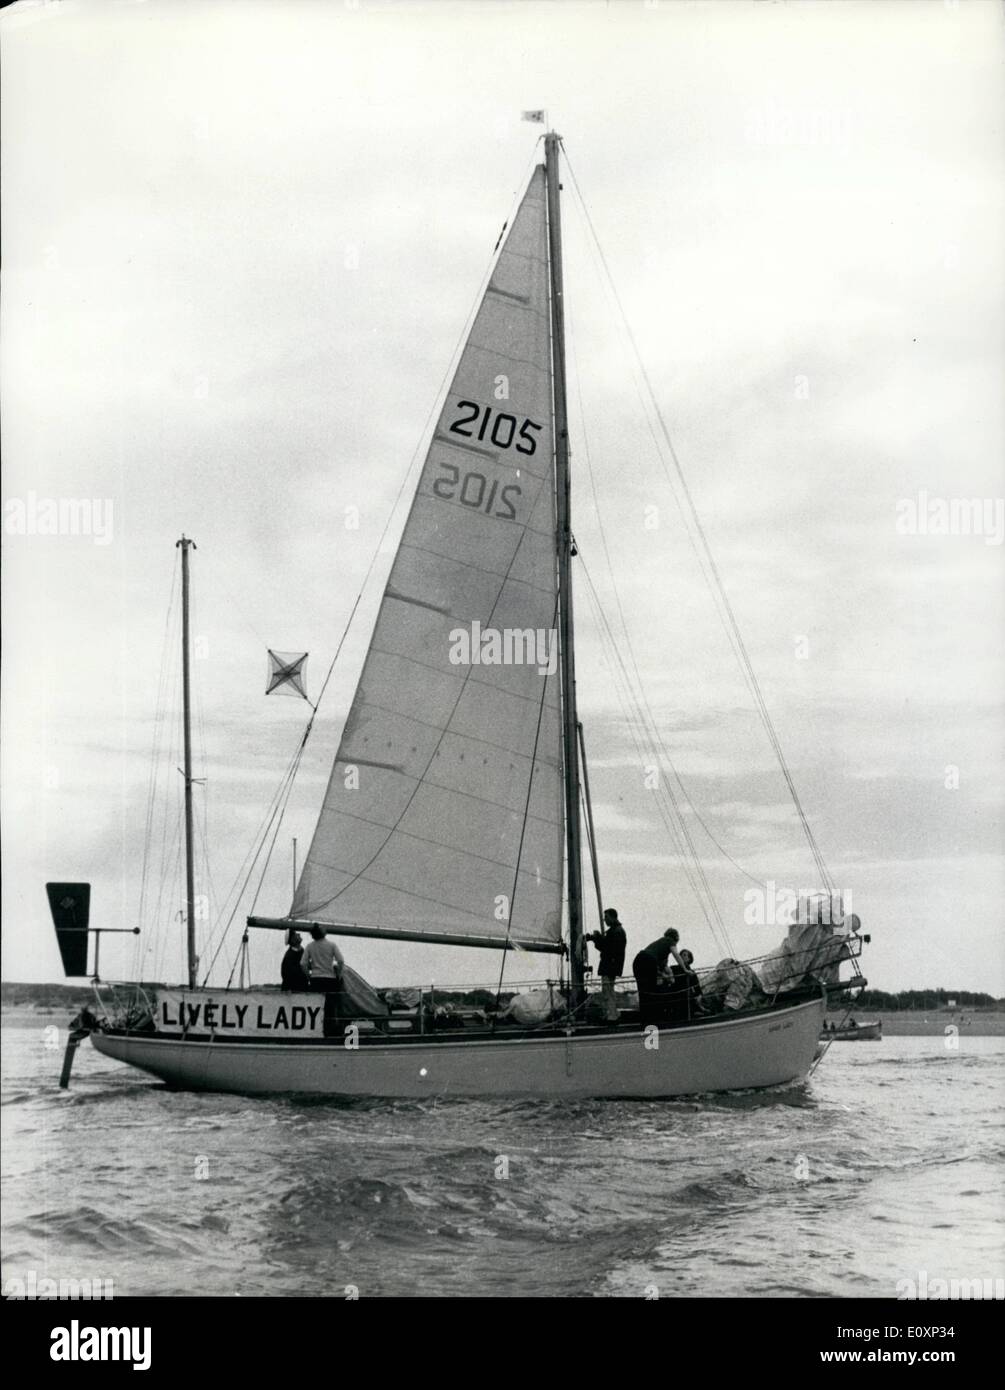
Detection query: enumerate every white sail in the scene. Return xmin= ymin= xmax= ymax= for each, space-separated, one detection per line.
xmin=293 ymin=166 xmax=564 ymax=950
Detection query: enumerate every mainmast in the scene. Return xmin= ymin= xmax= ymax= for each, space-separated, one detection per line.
xmin=176 ymin=535 xmax=198 ymax=989
xmin=545 ymin=132 xmax=586 ymax=1003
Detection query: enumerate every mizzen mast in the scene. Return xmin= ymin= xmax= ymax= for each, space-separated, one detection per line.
xmin=545 ymin=132 xmax=586 ymax=1002
xmin=176 ymin=534 xmax=198 ymax=988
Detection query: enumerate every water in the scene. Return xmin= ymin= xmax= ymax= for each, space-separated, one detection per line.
xmin=2 ymin=1015 xmax=1002 ymax=1298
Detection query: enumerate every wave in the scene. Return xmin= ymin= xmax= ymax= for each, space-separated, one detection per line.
xmin=62 ymin=1082 xmax=165 ymax=1107
xmin=862 ymin=1052 xmax=995 ymax=1067
xmin=4 ymin=1205 xmax=206 ymax=1259
xmin=0 ymin=1090 xmax=36 ymax=1108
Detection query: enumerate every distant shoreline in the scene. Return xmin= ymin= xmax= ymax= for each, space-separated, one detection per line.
xmin=826 ymin=1010 xmax=1005 ymax=1036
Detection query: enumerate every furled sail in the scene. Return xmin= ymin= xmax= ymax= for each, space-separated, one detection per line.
xmin=293 ymin=166 xmax=564 ymax=950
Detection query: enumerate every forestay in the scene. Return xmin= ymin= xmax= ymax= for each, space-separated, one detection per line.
xmin=293 ymin=166 xmax=564 ymax=951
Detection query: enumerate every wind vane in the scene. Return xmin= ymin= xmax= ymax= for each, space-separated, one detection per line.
xmin=266 ymin=649 xmax=310 ymax=702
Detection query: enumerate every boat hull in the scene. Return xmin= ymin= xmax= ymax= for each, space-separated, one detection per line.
xmin=90 ymin=995 xmax=825 ymax=1098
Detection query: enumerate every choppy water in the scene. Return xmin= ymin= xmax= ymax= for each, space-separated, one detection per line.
xmin=2 ymin=1016 xmax=1002 ymax=1298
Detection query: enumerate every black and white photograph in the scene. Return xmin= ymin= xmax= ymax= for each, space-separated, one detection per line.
xmin=2 ymin=0 xmax=1002 ymax=1355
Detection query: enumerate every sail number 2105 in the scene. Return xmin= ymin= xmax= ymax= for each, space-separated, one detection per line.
xmin=449 ymin=401 xmax=542 ymax=455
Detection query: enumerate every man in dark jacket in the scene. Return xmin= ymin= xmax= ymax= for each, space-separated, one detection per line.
xmin=589 ymin=908 xmax=627 ymax=1024
xmin=633 ymin=928 xmax=683 ymax=1026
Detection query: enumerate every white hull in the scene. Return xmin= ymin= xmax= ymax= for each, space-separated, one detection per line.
xmin=90 ymin=995 xmax=825 ymax=1098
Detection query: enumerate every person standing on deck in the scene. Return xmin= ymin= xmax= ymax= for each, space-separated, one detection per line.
xmin=588 ymin=908 xmax=627 ymax=1024
xmin=633 ymin=928 xmax=685 ymax=1026
xmin=302 ymin=925 xmax=344 ymax=992
xmin=281 ymin=929 xmax=308 ymax=992
xmin=302 ymin=925 xmax=346 ymax=1035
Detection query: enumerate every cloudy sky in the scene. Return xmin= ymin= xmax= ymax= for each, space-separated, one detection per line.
xmin=3 ymin=0 xmax=1003 ymax=995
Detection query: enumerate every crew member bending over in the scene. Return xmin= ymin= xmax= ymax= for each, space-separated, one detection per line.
xmin=633 ymin=928 xmax=685 ymax=1026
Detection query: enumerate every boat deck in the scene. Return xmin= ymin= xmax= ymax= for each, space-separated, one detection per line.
xmin=101 ymin=988 xmax=822 ymax=1046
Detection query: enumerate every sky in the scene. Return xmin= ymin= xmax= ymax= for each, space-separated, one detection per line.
xmin=2 ymin=0 xmax=1003 ymax=996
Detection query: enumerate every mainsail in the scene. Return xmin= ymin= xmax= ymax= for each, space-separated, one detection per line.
xmin=292 ymin=166 xmax=564 ymax=950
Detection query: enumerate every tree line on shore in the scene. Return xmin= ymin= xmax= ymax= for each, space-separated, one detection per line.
xmin=0 ymin=981 xmax=512 ymax=1010
xmin=854 ymin=988 xmax=1003 ymax=1011
xmin=3 ymin=982 xmax=1003 ymax=1012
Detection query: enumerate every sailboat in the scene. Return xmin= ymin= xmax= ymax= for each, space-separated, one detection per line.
xmin=51 ymin=131 xmax=867 ymax=1098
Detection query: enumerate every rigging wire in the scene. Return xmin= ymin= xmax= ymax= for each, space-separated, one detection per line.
xmin=134 ymin=559 xmax=180 ymax=979
xmin=567 ymin=313 xmax=771 ymax=892
xmin=560 ymin=141 xmax=834 ymax=894
xmin=189 ymin=571 xmax=218 ymax=980
xmin=577 ymin=725 xmax=606 ymax=935
xmin=577 ymin=558 xmax=733 ymax=958
xmin=491 ymin=593 xmax=561 ymax=1020
xmin=150 ymin=804 xmax=183 ymax=984
xmin=563 ymin=315 xmax=736 ymax=949
xmin=201 ymin=724 xmax=310 ymax=982
xmin=148 ymin=614 xmax=189 ymax=984
xmin=564 ymin=145 xmax=833 ymax=895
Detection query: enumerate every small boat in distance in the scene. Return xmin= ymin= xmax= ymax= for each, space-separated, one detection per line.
xmin=48 ymin=128 xmax=868 ymax=1098
xmin=822 ymin=1019 xmax=882 ymax=1041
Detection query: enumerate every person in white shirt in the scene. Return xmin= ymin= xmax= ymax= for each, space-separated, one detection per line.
xmin=302 ymin=925 xmax=345 ymax=993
